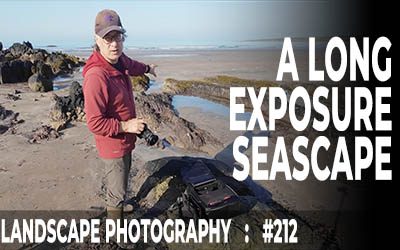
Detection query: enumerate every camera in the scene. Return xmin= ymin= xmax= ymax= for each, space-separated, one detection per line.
xmin=137 ymin=123 xmax=158 ymax=146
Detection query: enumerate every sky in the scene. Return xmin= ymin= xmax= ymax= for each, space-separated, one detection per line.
xmin=0 ymin=0 xmax=363 ymax=48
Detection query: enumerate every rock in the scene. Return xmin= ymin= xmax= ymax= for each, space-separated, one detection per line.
xmin=69 ymin=81 xmax=84 ymax=108
xmin=28 ymin=125 xmax=60 ymax=143
xmin=30 ymin=49 xmax=49 ymax=62
xmin=32 ymin=60 xmax=54 ymax=79
xmin=0 ymin=105 xmax=22 ymax=134
xmin=0 ymin=105 xmax=13 ymax=121
xmin=49 ymin=81 xmax=85 ymax=131
xmin=49 ymin=120 xmax=67 ymax=132
xmin=46 ymin=53 xmax=69 ymax=75
xmin=28 ymin=73 xmax=53 ymax=92
xmin=49 ymin=107 xmax=67 ymax=126
xmin=6 ymin=93 xmax=21 ymax=101
xmin=33 ymin=156 xmax=332 ymax=249
xmin=9 ymin=42 xmax=33 ymax=57
xmin=46 ymin=52 xmax=83 ymax=75
xmin=0 ymin=59 xmax=33 ymax=84
xmin=0 ymin=42 xmax=82 ymax=85
xmin=3 ymin=53 xmax=14 ymax=61
xmin=164 ymin=135 xmax=176 ymax=145
xmin=122 ymin=157 xmax=324 ymax=249
xmin=130 ymin=74 xmax=150 ymax=92
xmin=135 ymin=92 xmax=223 ymax=154
xmin=0 ymin=41 xmax=2 ymax=51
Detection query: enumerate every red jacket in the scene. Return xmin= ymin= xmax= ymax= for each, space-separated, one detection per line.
xmin=82 ymin=50 xmax=147 ymax=159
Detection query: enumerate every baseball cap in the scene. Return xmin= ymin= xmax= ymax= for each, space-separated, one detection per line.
xmin=95 ymin=9 xmax=126 ymax=38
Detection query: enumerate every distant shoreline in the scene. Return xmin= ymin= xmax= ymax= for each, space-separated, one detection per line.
xmin=2 ymin=38 xmax=330 ymax=53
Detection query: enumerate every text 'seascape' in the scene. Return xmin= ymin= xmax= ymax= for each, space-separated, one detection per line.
xmin=229 ymin=37 xmax=392 ymax=182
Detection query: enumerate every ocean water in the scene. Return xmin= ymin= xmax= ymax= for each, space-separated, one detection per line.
xmin=28 ymin=39 xmax=322 ymax=54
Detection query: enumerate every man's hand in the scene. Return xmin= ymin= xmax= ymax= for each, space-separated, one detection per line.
xmin=120 ymin=118 xmax=145 ymax=134
xmin=148 ymin=64 xmax=158 ymax=77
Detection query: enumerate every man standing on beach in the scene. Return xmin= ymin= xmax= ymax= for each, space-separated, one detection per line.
xmin=82 ymin=9 xmax=157 ymax=217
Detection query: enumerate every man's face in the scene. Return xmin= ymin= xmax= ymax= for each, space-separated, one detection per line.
xmin=96 ymin=31 xmax=124 ymax=64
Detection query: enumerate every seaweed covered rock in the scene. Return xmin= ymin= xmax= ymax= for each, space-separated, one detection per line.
xmin=46 ymin=52 xmax=83 ymax=75
xmin=130 ymin=74 xmax=150 ymax=92
xmin=49 ymin=81 xmax=85 ymax=131
xmin=135 ymin=92 xmax=223 ymax=154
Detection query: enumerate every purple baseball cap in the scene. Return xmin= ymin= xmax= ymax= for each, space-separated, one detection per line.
xmin=95 ymin=9 xmax=126 ymax=38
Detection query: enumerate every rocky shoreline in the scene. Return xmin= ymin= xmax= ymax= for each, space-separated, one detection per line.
xmin=0 ymin=44 xmax=360 ymax=250
xmin=0 ymin=41 xmax=84 ymax=91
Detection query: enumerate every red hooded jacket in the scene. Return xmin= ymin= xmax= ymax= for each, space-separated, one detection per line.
xmin=82 ymin=50 xmax=147 ymax=159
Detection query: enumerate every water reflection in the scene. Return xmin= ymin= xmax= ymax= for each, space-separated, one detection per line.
xmin=172 ymin=95 xmax=251 ymax=121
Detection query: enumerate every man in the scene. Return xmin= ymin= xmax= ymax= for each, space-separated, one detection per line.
xmin=82 ymin=9 xmax=156 ymax=217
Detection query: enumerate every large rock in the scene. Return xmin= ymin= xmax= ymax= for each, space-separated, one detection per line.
xmin=32 ymin=60 xmax=54 ymax=79
xmin=0 ymin=105 xmax=22 ymax=134
xmin=0 ymin=41 xmax=83 ymax=85
xmin=9 ymin=42 xmax=33 ymax=57
xmin=49 ymin=81 xmax=85 ymax=130
xmin=46 ymin=52 xmax=83 ymax=75
xmin=0 ymin=59 xmax=33 ymax=84
xmin=19 ymin=49 xmax=49 ymax=63
xmin=28 ymin=73 xmax=53 ymax=92
xmin=135 ymin=92 xmax=223 ymax=154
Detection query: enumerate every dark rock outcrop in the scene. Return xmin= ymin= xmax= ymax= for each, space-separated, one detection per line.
xmin=32 ymin=60 xmax=54 ymax=79
xmin=0 ymin=59 xmax=33 ymax=84
xmin=49 ymin=81 xmax=85 ymax=131
xmin=28 ymin=125 xmax=60 ymax=143
xmin=28 ymin=73 xmax=53 ymax=92
xmin=48 ymin=83 xmax=222 ymax=154
xmin=45 ymin=52 xmax=82 ymax=75
xmin=9 ymin=42 xmax=33 ymax=58
xmin=25 ymin=60 xmax=55 ymax=92
xmin=135 ymin=92 xmax=223 ymax=154
xmin=0 ymin=41 xmax=3 ymax=51
xmin=0 ymin=41 xmax=84 ymax=85
xmin=0 ymin=105 xmax=23 ymax=134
